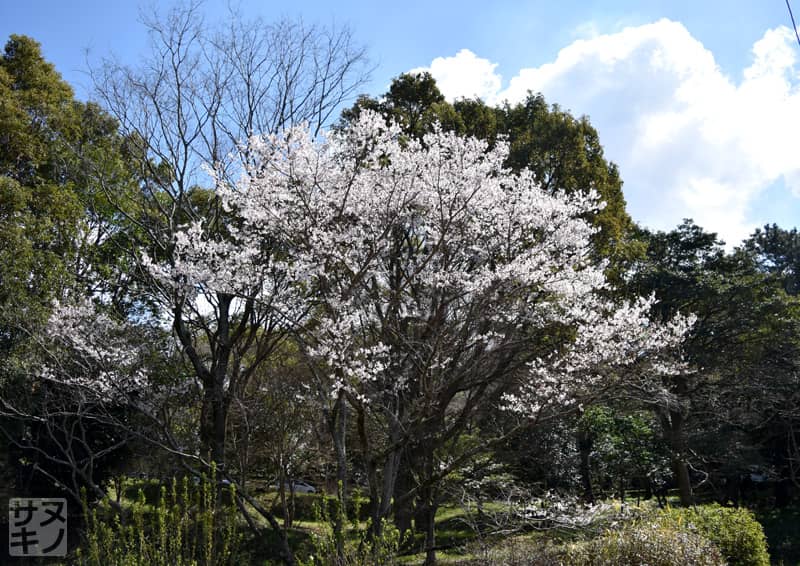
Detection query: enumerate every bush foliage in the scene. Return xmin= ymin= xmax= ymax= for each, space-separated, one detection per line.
xmin=657 ymin=504 xmax=770 ymax=566
xmin=76 ymin=474 xmax=242 ymax=566
xmin=457 ymin=502 xmax=771 ymax=566
xmin=566 ymin=520 xmax=726 ymax=566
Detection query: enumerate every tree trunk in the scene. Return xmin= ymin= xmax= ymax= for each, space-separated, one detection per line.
xmin=671 ymin=455 xmax=692 ymax=506
xmin=379 ymin=420 xmax=403 ymax=520
xmin=279 ymin=460 xmax=293 ymax=529
xmin=421 ymin=492 xmax=438 ymax=566
xmin=200 ymin=387 xmax=212 ymax=459
xmin=577 ymin=427 xmax=595 ymax=503
xmin=393 ymin=453 xmax=414 ymax=544
xmin=335 ymin=394 xmax=348 ymax=498
xmin=330 ymin=394 xmax=348 ymax=565
xmin=424 ymin=514 xmax=437 ymax=565
xmin=644 ymin=475 xmax=653 ymax=501
xmin=661 ymin=409 xmax=692 ymax=506
xmin=416 ymin=441 xmax=439 ymax=566
xmin=199 ymin=386 xmax=227 ymax=466
xmin=213 ymin=387 xmax=227 ymax=468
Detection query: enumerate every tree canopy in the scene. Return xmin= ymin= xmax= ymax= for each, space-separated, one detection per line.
xmin=342 ymin=72 xmax=635 ymax=265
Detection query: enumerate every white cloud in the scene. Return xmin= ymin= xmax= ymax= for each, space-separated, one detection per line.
xmin=410 ymin=49 xmax=502 ymax=102
xmin=412 ymin=20 xmax=800 ymax=246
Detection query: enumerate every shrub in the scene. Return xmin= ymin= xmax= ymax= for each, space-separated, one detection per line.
xmin=455 ymin=502 xmax=769 ymax=566
xmin=76 ymin=472 xmax=242 ymax=566
xmin=457 ymin=536 xmax=566 ymax=566
xmin=657 ymin=504 xmax=770 ymax=566
xmin=565 ymin=520 xmax=726 ymax=566
xmin=455 ymin=521 xmax=725 ymax=566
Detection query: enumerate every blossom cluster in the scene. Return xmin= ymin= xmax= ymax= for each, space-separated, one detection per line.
xmin=53 ymin=110 xmax=693 ymax=412
xmin=42 ymin=299 xmax=149 ymax=397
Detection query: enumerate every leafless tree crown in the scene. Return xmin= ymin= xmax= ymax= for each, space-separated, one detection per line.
xmin=92 ymin=1 xmax=371 ymax=202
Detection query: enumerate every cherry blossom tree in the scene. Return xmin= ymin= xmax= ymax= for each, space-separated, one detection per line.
xmin=37 ymin=109 xmax=691 ymax=565
xmin=143 ymin=110 xmax=691 ymax=562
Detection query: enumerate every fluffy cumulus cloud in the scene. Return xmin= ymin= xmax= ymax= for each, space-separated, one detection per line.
xmin=412 ymin=20 xmax=800 ymax=246
xmin=410 ymin=49 xmax=502 ymax=101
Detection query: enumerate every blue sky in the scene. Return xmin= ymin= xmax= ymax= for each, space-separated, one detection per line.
xmin=2 ymin=1 xmax=799 ymax=245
